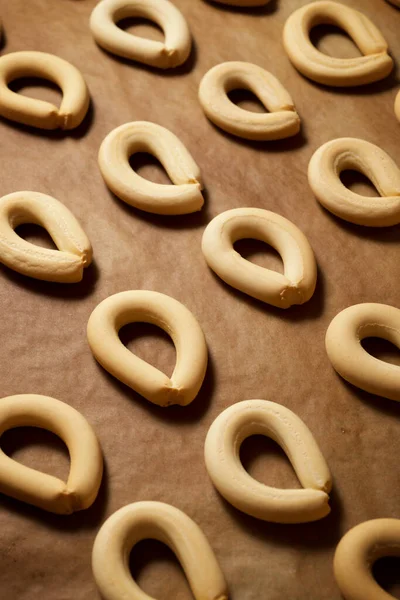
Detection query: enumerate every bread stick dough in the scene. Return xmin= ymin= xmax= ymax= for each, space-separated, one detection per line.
xmin=92 ymin=501 xmax=228 ymax=600
xmin=0 ymin=394 xmax=103 ymax=514
xmin=0 ymin=51 xmax=89 ymax=129
xmin=308 ymin=138 xmax=400 ymax=227
xmin=198 ymin=61 xmax=301 ymax=141
xmin=87 ymin=290 xmax=208 ymax=407
xmin=326 ymin=303 xmax=400 ymax=401
xmin=204 ymin=400 xmax=332 ymax=523
xmin=283 ymin=1 xmax=393 ymax=86
xmin=90 ymin=0 xmax=191 ymax=69
xmin=98 ymin=121 xmax=204 ymax=215
xmin=201 ymin=207 xmax=317 ymax=308
xmin=334 ymin=519 xmax=400 ymax=600
xmin=0 ymin=191 xmax=92 ymax=282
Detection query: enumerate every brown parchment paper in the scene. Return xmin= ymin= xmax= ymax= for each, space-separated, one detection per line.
xmin=0 ymin=0 xmax=400 ymax=598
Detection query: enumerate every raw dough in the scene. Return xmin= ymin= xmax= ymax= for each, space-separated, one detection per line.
xmin=0 ymin=51 xmax=89 ymax=129
xmin=0 ymin=191 xmax=92 ymax=283
xmin=92 ymin=501 xmax=228 ymax=600
xmin=201 ymin=207 xmax=317 ymax=308
xmin=308 ymin=138 xmax=400 ymax=227
xmin=0 ymin=394 xmax=103 ymax=514
xmin=87 ymin=290 xmax=208 ymax=407
xmin=326 ymin=303 xmax=400 ymax=401
xmin=204 ymin=399 xmax=332 ymax=523
xmin=90 ymin=0 xmax=191 ymax=69
xmin=283 ymin=1 xmax=393 ymax=86
xmin=334 ymin=518 xmax=400 ymax=600
xmin=198 ymin=61 xmax=301 ymax=141
xmin=98 ymin=121 xmax=204 ymax=215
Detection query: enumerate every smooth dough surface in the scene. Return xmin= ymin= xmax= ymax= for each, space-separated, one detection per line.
xmin=90 ymin=0 xmax=192 ymax=69
xmin=98 ymin=121 xmax=204 ymax=215
xmin=283 ymin=1 xmax=393 ymax=86
xmin=204 ymin=399 xmax=332 ymax=523
xmin=87 ymin=290 xmax=208 ymax=406
xmin=0 ymin=51 xmax=89 ymax=129
xmin=308 ymin=138 xmax=400 ymax=227
xmin=201 ymin=207 xmax=317 ymax=308
xmin=198 ymin=61 xmax=301 ymax=141
xmin=0 ymin=191 xmax=92 ymax=282
xmin=334 ymin=519 xmax=400 ymax=600
xmin=92 ymin=501 xmax=228 ymax=600
xmin=0 ymin=394 xmax=103 ymax=514
xmin=326 ymin=303 xmax=400 ymax=401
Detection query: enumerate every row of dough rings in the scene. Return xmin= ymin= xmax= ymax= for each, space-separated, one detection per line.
xmin=92 ymin=501 xmax=228 ymax=600
xmin=308 ymin=138 xmax=400 ymax=227
xmin=90 ymin=0 xmax=192 ymax=69
xmin=334 ymin=519 xmax=400 ymax=600
xmin=0 ymin=395 xmax=103 ymax=514
xmin=283 ymin=1 xmax=393 ymax=87
xmin=0 ymin=51 xmax=89 ymax=130
xmin=204 ymin=399 xmax=332 ymax=523
xmin=198 ymin=62 xmax=301 ymax=141
xmin=0 ymin=191 xmax=92 ymax=283
xmin=326 ymin=302 xmax=400 ymax=402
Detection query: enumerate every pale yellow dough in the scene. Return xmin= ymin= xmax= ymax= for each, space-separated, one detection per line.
xmin=87 ymin=290 xmax=208 ymax=407
xmin=204 ymin=400 xmax=332 ymax=523
xmin=0 ymin=191 xmax=92 ymax=283
xmin=198 ymin=61 xmax=301 ymax=141
xmin=0 ymin=51 xmax=89 ymax=129
xmin=308 ymin=138 xmax=400 ymax=227
xmin=326 ymin=303 xmax=400 ymax=401
xmin=283 ymin=1 xmax=393 ymax=87
xmin=395 ymin=90 xmax=400 ymax=122
xmin=92 ymin=501 xmax=228 ymax=600
xmin=201 ymin=207 xmax=317 ymax=308
xmin=90 ymin=0 xmax=191 ymax=69
xmin=334 ymin=519 xmax=400 ymax=600
xmin=0 ymin=394 xmax=103 ymax=514
xmin=98 ymin=121 xmax=204 ymax=215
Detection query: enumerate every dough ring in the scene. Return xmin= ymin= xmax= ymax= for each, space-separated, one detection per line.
xmin=308 ymin=138 xmax=400 ymax=227
xmin=0 ymin=51 xmax=89 ymax=130
xmin=92 ymin=501 xmax=228 ymax=600
xmin=283 ymin=1 xmax=393 ymax=87
xmin=98 ymin=121 xmax=204 ymax=215
xmin=334 ymin=519 xmax=400 ymax=600
xmin=198 ymin=61 xmax=301 ymax=141
xmin=201 ymin=207 xmax=317 ymax=308
xmin=87 ymin=290 xmax=208 ymax=407
xmin=395 ymin=91 xmax=400 ymax=123
xmin=90 ymin=0 xmax=191 ymax=69
xmin=0 ymin=394 xmax=103 ymax=514
xmin=0 ymin=191 xmax=92 ymax=283
xmin=326 ymin=303 xmax=400 ymax=402
xmin=204 ymin=400 xmax=332 ymax=523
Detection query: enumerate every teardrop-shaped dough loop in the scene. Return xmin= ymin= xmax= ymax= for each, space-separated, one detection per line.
xmin=308 ymin=138 xmax=400 ymax=227
xmin=326 ymin=303 xmax=400 ymax=401
xmin=0 ymin=394 xmax=103 ymax=514
xmin=334 ymin=519 xmax=400 ymax=600
xmin=395 ymin=91 xmax=400 ymax=123
xmin=92 ymin=501 xmax=228 ymax=600
xmin=87 ymin=290 xmax=208 ymax=407
xmin=98 ymin=121 xmax=204 ymax=215
xmin=90 ymin=0 xmax=192 ymax=69
xmin=283 ymin=1 xmax=393 ymax=86
xmin=198 ymin=61 xmax=301 ymax=141
xmin=0 ymin=191 xmax=92 ymax=282
xmin=201 ymin=207 xmax=317 ymax=308
xmin=0 ymin=51 xmax=89 ymax=130
xmin=204 ymin=400 xmax=332 ymax=523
